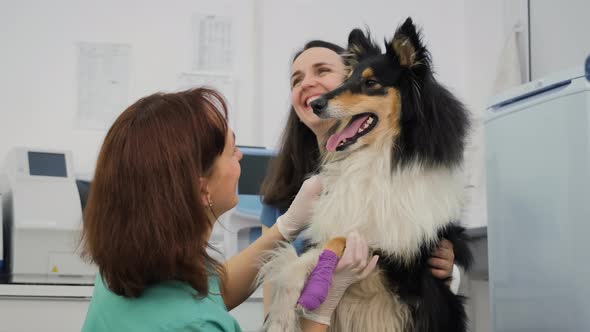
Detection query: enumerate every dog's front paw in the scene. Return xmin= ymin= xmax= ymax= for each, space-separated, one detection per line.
xmin=263 ymin=247 xmax=324 ymax=332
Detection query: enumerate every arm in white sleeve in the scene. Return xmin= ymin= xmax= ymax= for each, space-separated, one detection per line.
xmin=450 ymin=264 xmax=461 ymax=294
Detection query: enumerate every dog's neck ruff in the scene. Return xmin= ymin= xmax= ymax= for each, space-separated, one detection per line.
xmin=306 ymin=143 xmax=464 ymax=262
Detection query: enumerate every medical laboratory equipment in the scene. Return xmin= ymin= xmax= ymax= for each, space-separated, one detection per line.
xmin=485 ymin=62 xmax=590 ymax=331
xmin=0 ymin=147 xmax=96 ymax=283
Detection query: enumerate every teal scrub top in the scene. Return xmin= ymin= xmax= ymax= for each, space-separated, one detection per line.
xmin=82 ymin=274 xmax=242 ymax=332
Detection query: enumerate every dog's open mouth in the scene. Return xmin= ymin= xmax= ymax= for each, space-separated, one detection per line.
xmin=326 ymin=113 xmax=378 ymax=152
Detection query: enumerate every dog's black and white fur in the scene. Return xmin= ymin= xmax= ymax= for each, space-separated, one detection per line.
xmin=259 ymin=18 xmax=473 ymax=332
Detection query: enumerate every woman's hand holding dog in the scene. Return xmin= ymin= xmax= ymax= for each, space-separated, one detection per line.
xmin=276 ymin=175 xmax=323 ymax=241
xmin=429 ymin=239 xmax=455 ymax=279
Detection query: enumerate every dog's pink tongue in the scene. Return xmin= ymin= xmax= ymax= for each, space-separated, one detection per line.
xmin=326 ymin=115 xmax=370 ymax=152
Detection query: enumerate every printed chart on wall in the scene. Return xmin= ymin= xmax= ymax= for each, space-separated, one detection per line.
xmin=177 ymin=72 xmax=236 ymax=129
xmin=191 ymin=13 xmax=235 ymax=72
xmin=179 ymin=13 xmax=237 ymax=129
xmin=76 ymin=42 xmax=132 ymax=130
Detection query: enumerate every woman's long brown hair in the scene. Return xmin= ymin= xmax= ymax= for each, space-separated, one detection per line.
xmin=81 ymin=88 xmax=228 ymax=298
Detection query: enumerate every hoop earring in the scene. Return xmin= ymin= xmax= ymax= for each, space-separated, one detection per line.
xmin=207 ymin=197 xmax=219 ymax=226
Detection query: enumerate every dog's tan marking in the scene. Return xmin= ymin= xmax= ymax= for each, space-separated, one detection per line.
xmin=323 ymin=237 xmax=346 ymax=257
xmin=332 ymin=89 xmax=400 ymax=113
xmin=362 ymin=68 xmax=374 ymax=79
xmin=331 ymin=91 xmax=366 ymax=110
xmin=387 ymin=88 xmax=403 ymax=135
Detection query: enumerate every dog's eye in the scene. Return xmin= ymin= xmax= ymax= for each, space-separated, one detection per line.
xmin=364 ymin=79 xmax=379 ymax=88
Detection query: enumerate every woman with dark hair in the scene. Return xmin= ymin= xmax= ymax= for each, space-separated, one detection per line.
xmin=260 ymin=40 xmax=460 ymax=312
xmin=81 ymin=87 xmax=376 ymax=331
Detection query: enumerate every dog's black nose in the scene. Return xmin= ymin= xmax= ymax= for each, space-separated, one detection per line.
xmin=311 ymin=97 xmax=328 ymax=115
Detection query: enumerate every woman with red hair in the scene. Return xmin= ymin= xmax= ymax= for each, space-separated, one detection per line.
xmin=81 ymin=88 xmax=376 ymax=331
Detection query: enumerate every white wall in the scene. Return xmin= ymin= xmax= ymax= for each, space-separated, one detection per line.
xmin=461 ymin=0 xmax=530 ymax=230
xmin=461 ymin=2 xmax=529 ymax=331
xmin=530 ymin=0 xmax=590 ymax=80
xmin=462 ymin=2 xmax=531 ymax=332
xmin=0 ymin=0 xmax=257 ymax=177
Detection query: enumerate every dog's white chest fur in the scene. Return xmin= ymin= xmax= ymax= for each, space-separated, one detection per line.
xmin=305 ymin=144 xmax=465 ymax=260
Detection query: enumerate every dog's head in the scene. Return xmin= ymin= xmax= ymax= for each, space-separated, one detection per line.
xmin=312 ymin=18 xmax=468 ymax=169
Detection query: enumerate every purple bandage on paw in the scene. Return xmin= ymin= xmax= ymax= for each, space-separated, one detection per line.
xmin=297 ymin=250 xmax=339 ymax=310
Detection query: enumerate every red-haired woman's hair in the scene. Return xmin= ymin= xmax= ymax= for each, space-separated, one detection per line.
xmin=82 ymin=88 xmax=228 ymax=298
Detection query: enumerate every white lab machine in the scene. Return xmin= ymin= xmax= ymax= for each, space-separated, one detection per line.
xmin=0 ymin=147 xmax=96 ymax=283
xmin=485 ymin=61 xmax=590 ymax=331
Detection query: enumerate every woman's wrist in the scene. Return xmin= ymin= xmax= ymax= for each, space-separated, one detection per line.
xmin=269 ymin=223 xmax=289 ymax=242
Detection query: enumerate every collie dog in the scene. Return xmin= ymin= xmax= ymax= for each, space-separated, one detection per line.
xmin=260 ymin=18 xmax=473 ymax=332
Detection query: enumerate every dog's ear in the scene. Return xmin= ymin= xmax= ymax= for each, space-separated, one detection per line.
xmin=387 ymin=17 xmax=430 ymax=69
xmin=346 ymin=29 xmax=381 ymax=64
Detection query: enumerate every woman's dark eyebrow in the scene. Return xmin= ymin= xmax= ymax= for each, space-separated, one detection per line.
xmin=313 ymin=62 xmax=331 ymax=69
xmin=291 ymin=70 xmax=302 ymax=82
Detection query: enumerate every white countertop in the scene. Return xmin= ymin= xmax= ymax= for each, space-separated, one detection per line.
xmin=0 ymin=283 xmax=263 ymax=300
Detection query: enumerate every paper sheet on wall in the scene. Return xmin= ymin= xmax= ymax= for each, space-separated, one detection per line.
xmin=76 ymin=42 xmax=131 ymax=130
xmin=192 ymin=14 xmax=234 ymax=72
xmin=177 ymin=72 xmax=236 ymax=129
